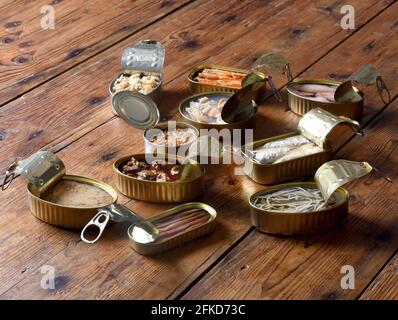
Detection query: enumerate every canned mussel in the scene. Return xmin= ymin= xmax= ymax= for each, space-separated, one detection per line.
xmin=241 ymin=108 xmax=361 ymax=185
xmin=113 ymin=153 xmax=204 ymax=203
xmin=109 ymin=40 xmax=165 ymax=114
xmin=1 ymin=151 xmax=117 ymax=229
xmin=249 ymin=160 xmax=375 ymax=235
xmin=81 ymin=202 xmax=217 ymax=255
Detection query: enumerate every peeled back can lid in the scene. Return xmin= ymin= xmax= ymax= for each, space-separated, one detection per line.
xmin=112 ymin=91 xmax=160 ymax=129
xmin=121 ymin=40 xmax=165 ymax=75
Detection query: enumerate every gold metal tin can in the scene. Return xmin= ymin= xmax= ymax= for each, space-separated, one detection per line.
xmin=287 ymin=79 xmax=364 ymax=120
xmin=249 ymin=160 xmax=374 ymax=235
xmin=128 ymin=202 xmax=217 ymax=255
xmin=113 ymin=154 xmax=205 ymax=203
xmin=28 ymin=175 xmax=117 ymax=229
xmin=241 ymin=108 xmax=360 ymax=185
xmin=188 ymin=64 xmax=248 ymax=94
xmin=249 ymin=182 xmax=349 ymax=235
xmin=179 ymin=92 xmax=257 ymax=132
xmin=143 ymin=121 xmax=200 ymax=156
xmin=1 ymin=151 xmax=118 ymax=229
xmin=109 ymin=40 xmax=164 ymax=114
xmin=243 ymin=132 xmax=332 ymax=185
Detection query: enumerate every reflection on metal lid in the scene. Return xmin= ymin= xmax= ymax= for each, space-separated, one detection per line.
xmin=112 ymin=91 xmax=160 ymax=129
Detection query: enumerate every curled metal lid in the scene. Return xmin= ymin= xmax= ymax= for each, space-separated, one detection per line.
xmin=121 ymin=40 xmax=165 ymax=74
xmin=112 ymin=91 xmax=160 ymax=130
xmin=297 ymin=108 xmax=360 ymax=149
xmin=1 ymin=151 xmax=65 ymax=195
xmin=315 ymin=160 xmax=372 ymax=201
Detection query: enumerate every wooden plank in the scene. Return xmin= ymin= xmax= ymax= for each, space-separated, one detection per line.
xmin=0 ymin=0 xmax=393 ymax=172
xmin=360 ymin=252 xmax=398 ymax=300
xmin=0 ymin=0 xmax=192 ymax=104
xmin=0 ymin=0 xmax=396 ymax=299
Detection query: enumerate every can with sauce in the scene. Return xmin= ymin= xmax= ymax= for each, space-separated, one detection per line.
xmin=109 ymin=40 xmax=165 ymax=114
xmin=1 ymin=151 xmax=117 ymax=229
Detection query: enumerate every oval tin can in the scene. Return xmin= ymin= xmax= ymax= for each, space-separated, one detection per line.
xmin=287 ymin=79 xmax=364 ymax=120
xmin=128 ymin=202 xmax=217 ymax=255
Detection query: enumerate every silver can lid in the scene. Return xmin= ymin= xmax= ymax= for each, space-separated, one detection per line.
xmin=121 ymin=40 xmax=165 ymax=74
xmin=112 ymin=91 xmax=160 ymax=129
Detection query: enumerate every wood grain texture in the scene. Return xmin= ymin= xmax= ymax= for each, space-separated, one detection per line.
xmin=0 ymin=0 xmax=192 ymax=104
xmin=360 ymin=253 xmax=398 ymax=300
xmin=181 ymin=101 xmax=398 ymax=300
xmin=0 ymin=0 xmax=396 ymax=300
xmin=0 ymin=0 xmax=392 ymax=172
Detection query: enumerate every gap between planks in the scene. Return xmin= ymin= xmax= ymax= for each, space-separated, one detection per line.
xmin=0 ymin=0 xmax=196 ymax=109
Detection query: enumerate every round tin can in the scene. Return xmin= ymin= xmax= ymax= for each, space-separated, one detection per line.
xmin=287 ymin=79 xmax=364 ymax=120
xmin=109 ymin=71 xmax=162 ymax=114
xmin=113 ymin=154 xmax=205 ymax=203
xmin=249 ymin=182 xmax=349 ymax=235
xmin=28 ymin=175 xmax=118 ymax=229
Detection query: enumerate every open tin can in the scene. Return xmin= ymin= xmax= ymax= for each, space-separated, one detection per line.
xmin=287 ymin=79 xmax=364 ymax=121
xmin=241 ymin=108 xmax=361 ymax=185
xmin=179 ymin=76 xmax=281 ymax=133
xmin=109 ymin=40 xmax=165 ymax=114
xmin=112 ymin=90 xmax=200 ymax=156
xmin=188 ymin=64 xmax=249 ymax=94
xmin=81 ymin=202 xmax=217 ymax=255
xmin=113 ymin=153 xmax=204 ymax=203
xmin=249 ymin=160 xmax=375 ymax=235
xmin=1 ymin=151 xmax=117 ymax=229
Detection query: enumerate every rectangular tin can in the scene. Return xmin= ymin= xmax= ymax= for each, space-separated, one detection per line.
xmin=113 ymin=154 xmax=205 ymax=203
xmin=287 ymin=79 xmax=364 ymax=121
xmin=188 ymin=64 xmax=248 ymax=94
xmin=2 ymin=151 xmax=118 ymax=229
xmin=241 ymin=108 xmax=360 ymax=185
xmin=128 ymin=202 xmax=217 ymax=255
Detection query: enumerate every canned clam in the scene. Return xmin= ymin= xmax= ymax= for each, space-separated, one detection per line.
xmin=113 ymin=153 xmax=204 ymax=203
xmin=1 ymin=151 xmax=117 ymax=229
xmin=249 ymin=160 xmax=375 ymax=235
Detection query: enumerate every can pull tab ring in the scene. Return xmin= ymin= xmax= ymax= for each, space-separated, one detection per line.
xmin=265 ymin=76 xmax=283 ymax=102
xmin=371 ymin=165 xmax=392 ymax=183
xmin=81 ymin=210 xmax=111 ymax=244
xmin=376 ymin=77 xmax=391 ymax=105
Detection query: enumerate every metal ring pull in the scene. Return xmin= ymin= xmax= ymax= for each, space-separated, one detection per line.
xmin=354 ymin=129 xmax=364 ymax=136
xmin=376 ymin=77 xmax=391 ymax=104
xmin=80 ymin=210 xmax=111 ymax=244
xmin=265 ymin=76 xmax=283 ymax=102
xmin=371 ymin=165 xmax=392 ymax=183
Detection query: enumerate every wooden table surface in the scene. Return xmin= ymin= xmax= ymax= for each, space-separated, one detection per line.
xmin=0 ymin=0 xmax=397 ymax=300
